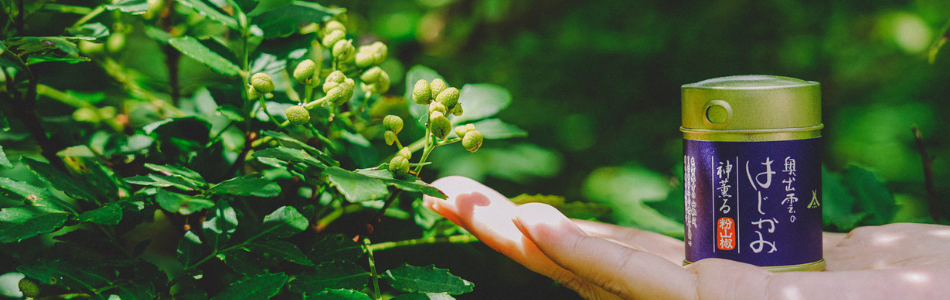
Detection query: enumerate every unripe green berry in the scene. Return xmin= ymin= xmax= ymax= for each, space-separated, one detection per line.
xmin=376 ymin=71 xmax=390 ymax=93
xmin=285 ymin=105 xmax=310 ymax=125
xmin=452 ymin=102 xmax=463 ymax=116
xmin=398 ymin=147 xmax=412 ymax=160
xmin=430 ymin=78 xmax=448 ymax=99
xmin=389 ymin=155 xmax=410 ymax=177
xmin=429 ymin=111 xmax=451 ymax=139
xmin=372 ymin=41 xmax=388 ymax=64
xmin=19 ymin=277 xmax=41 ymax=298
xmin=355 ymin=50 xmax=374 ymax=68
xmin=454 ymin=124 xmax=471 ymax=138
xmin=361 ymin=66 xmax=382 ymax=83
xmin=247 ymin=85 xmax=260 ymax=99
xmin=332 ymin=39 xmax=356 ymax=61
xmin=338 ymin=78 xmax=355 ymax=105
xmin=326 ymin=86 xmax=343 ymax=103
xmin=107 ymin=33 xmax=126 ymax=53
xmin=437 ymin=87 xmax=460 ymax=109
xmin=412 ymin=79 xmax=431 ymax=105
xmin=325 ymin=20 xmax=346 ymax=35
xmin=251 ymin=73 xmax=275 ymax=94
xmin=384 ymin=130 xmax=397 ymax=146
xmin=293 ymin=59 xmax=316 ymax=84
xmin=429 ymin=102 xmax=446 ymax=115
xmin=322 ymin=30 xmax=345 ymax=48
xmin=323 ymin=71 xmax=346 ymax=93
xmin=462 ymin=130 xmax=483 ymax=152
xmin=384 ymin=115 xmax=403 ymax=134
xmin=326 ymin=70 xmax=346 ymax=83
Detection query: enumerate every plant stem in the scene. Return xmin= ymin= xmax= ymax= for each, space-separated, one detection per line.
xmin=258 ymin=95 xmax=282 ymax=126
xmin=316 ymin=203 xmax=362 ymax=231
xmin=363 ymin=238 xmax=382 ymax=300
xmin=369 ymin=234 xmax=479 ymax=251
xmin=912 ymin=127 xmax=939 ymax=222
xmin=71 ymin=5 xmax=104 ymax=27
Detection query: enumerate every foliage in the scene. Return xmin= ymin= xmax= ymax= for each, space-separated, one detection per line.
xmin=0 ymin=0 xmax=527 ymax=298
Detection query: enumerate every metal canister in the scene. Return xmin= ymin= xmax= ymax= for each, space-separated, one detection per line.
xmin=681 ymin=75 xmax=824 ymax=272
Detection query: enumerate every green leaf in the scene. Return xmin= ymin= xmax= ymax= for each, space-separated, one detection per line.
xmin=210 ymin=272 xmax=288 ymax=300
xmin=383 ymin=264 xmax=473 ymax=295
xmin=67 ymin=23 xmax=110 ymax=42
xmin=325 ymin=167 xmax=389 ymax=202
xmin=21 ymin=157 xmax=98 ymax=203
xmin=156 ymin=189 xmax=215 ymax=215
xmin=464 ymin=119 xmax=526 ymax=140
xmin=390 ymin=293 xmax=455 ymax=300
xmin=355 ymin=169 xmax=447 ymax=199
xmin=0 ymin=145 xmax=11 ymax=168
xmin=76 ymin=203 xmax=123 ymax=225
xmin=288 ymin=261 xmax=369 ymax=294
xmin=251 ymin=4 xmax=342 ymax=38
xmin=822 ymin=167 xmax=868 ymax=231
xmin=248 ymin=206 xmax=308 ymax=241
xmin=405 ymin=66 xmax=444 ymax=121
xmin=254 ymin=146 xmax=326 ymax=168
xmin=510 ymin=194 xmax=611 ymax=220
xmin=18 ymin=259 xmax=113 ymax=290
xmin=843 ymin=165 xmax=895 ymax=225
xmin=176 ymin=0 xmax=240 ymax=30
xmin=309 ymin=234 xmax=364 ymax=263
xmin=231 ymin=0 xmax=259 ymax=15
xmin=105 ymin=0 xmax=149 ymax=14
xmin=169 ymin=36 xmax=242 ymax=76
xmin=144 ymin=164 xmax=207 ymax=186
xmin=262 ymin=131 xmax=338 ymax=166
xmin=210 ymin=174 xmax=281 ymax=197
xmin=107 ymin=283 xmax=156 ymax=300
xmin=244 ymin=240 xmax=313 ymax=266
xmin=643 ymin=187 xmax=685 ymax=224
xmin=143 ymin=117 xmax=213 ymax=144
xmin=4 ymin=37 xmax=87 ymax=65
xmin=0 ymin=206 xmax=68 ymax=243
xmin=178 ymin=231 xmax=203 ymax=269
xmin=449 ymin=84 xmax=511 ymax=123
xmin=0 ymin=177 xmax=75 ymax=213
xmin=304 ymin=289 xmax=373 ymax=300
xmin=203 ymin=200 xmax=237 ymax=250
xmin=413 ymin=198 xmax=443 ymax=229
xmin=127 ymin=173 xmax=201 ymax=191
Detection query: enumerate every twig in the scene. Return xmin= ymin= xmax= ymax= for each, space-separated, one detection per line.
xmin=363 ymin=238 xmax=382 ymax=300
xmin=369 ymin=234 xmax=479 ymax=251
xmin=912 ymin=127 xmax=938 ymax=222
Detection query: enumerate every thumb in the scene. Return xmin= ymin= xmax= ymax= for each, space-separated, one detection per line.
xmin=512 ymin=203 xmax=696 ymax=300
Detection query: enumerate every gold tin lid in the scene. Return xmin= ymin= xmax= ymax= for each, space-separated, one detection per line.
xmin=681 ymin=75 xmax=822 ymax=141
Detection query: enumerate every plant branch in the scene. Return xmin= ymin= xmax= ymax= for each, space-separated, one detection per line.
xmin=363 ymin=238 xmax=382 ymax=300
xmin=369 ymin=234 xmax=479 ymax=251
xmin=912 ymin=127 xmax=939 ymax=222
xmin=356 ymin=189 xmax=403 ymax=240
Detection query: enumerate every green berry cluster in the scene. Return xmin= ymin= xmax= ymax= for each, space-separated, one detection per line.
xmin=388 ymin=144 xmax=411 ymax=177
xmin=411 ymin=78 xmax=479 ymax=151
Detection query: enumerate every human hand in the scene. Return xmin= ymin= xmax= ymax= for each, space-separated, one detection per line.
xmin=423 ymin=176 xmax=950 ymax=300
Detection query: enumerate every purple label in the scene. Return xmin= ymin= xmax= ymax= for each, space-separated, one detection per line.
xmin=684 ymin=138 xmax=822 ymax=267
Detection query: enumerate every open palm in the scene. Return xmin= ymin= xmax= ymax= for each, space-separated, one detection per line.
xmin=423 ymin=176 xmax=950 ymax=300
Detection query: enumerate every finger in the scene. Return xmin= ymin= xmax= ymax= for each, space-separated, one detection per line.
xmin=422 ymin=177 xmax=622 ymax=300
xmin=513 ymin=203 xmax=697 ymax=300
xmin=573 ymin=219 xmax=685 ymax=264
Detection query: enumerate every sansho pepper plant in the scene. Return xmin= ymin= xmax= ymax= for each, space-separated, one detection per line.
xmin=0 ymin=0 xmax=526 ymax=299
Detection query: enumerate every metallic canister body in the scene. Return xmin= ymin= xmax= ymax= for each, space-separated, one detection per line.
xmin=681 ymin=75 xmax=824 ymax=272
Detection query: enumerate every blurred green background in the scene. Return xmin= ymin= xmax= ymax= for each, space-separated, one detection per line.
xmin=324 ymin=0 xmax=950 ymax=225
xmin=7 ymin=0 xmax=950 ymax=298
xmin=320 ymin=0 xmax=949 ymax=297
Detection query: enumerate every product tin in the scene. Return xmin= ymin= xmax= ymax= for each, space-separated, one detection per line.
xmin=681 ymin=75 xmax=824 ymax=272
